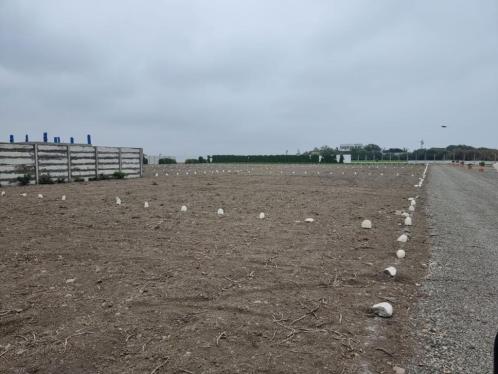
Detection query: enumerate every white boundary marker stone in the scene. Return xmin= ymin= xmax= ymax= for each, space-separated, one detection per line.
xmin=372 ymin=302 xmax=393 ymax=317
xmin=384 ymin=266 xmax=397 ymax=277
xmin=397 ymin=234 xmax=408 ymax=242
xmin=396 ymin=249 xmax=406 ymax=258
xmin=361 ymin=219 xmax=372 ymax=229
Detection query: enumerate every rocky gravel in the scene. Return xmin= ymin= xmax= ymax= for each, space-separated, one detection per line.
xmin=410 ymin=165 xmax=498 ymax=373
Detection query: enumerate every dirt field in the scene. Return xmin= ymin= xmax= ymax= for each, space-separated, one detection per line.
xmin=0 ymin=164 xmax=429 ymax=374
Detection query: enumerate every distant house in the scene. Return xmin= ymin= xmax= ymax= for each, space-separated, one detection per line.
xmin=145 ymin=154 xmax=176 ymax=165
xmin=336 ymin=154 xmax=352 ymax=163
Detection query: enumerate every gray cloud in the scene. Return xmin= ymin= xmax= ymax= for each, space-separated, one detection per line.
xmin=1 ymin=0 xmax=497 ymax=160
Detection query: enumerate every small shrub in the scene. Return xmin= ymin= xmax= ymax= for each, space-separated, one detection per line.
xmin=74 ymin=176 xmax=85 ymax=182
xmin=17 ymin=174 xmax=32 ymax=186
xmin=90 ymin=174 xmax=112 ymax=181
xmin=479 ymin=161 xmax=485 ymax=167
xmin=113 ymin=171 xmax=126 ymax=179
xmin=56 ymin=177 xmax=66 ymax=183
xmin=39 ymin=174 xmax=54 ymax=185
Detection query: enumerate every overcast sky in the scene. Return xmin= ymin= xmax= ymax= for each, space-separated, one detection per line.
xmin=1 ymin=1 xmax=497 ymax=159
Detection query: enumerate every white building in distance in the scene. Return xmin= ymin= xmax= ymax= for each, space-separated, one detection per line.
xmin=339 ymin=143 xmax=363 ymax=152
xmin=145 ymin=154 xmax=176 ymax=165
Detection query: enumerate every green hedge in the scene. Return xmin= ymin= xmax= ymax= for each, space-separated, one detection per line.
xmin=159 ymin=158 xmax=176 ymax=164
xmin=210 ymin=154 xmax=337 ymax=164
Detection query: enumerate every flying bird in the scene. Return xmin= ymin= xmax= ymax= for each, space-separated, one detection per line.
xmin=441 ymin=125 xmax=447 ymax=128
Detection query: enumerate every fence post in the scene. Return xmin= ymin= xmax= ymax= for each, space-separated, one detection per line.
xmin=118 ymin=147 xmax=122 ymax=172
xmin=67 ymin=145 xmax=72 ymax=182
xmin=139 ymin=148 xmax=144 ymax=177
xmin=33 ymin=144 xmax=39 ymax=184
xmin=95 ymin=146 xmax=99 ymax=178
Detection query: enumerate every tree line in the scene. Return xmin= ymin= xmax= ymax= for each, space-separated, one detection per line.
xmin=202 ymin=145 xmax=498 ymax=163
xmin=144 ymin=144 xmax=498 ymax=164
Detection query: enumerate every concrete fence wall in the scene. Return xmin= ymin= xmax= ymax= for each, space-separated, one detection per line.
xmin=0 ymin=142 xmax=143 ymax=186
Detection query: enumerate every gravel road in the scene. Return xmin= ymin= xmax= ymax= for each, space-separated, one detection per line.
xmin=410 ymin=165 xmax=498 ymax=373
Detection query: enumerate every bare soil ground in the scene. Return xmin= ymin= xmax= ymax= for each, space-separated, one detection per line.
xmin=0 ymin=164 xmax=428 ymax=374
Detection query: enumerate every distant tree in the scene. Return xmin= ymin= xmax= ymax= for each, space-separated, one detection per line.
xmin=386 ymin=148 xmax=404 ymax=153
xmin=364 ymin=144 xmax=382 ymax=153
xmin=446 ymin=144 xmax=475 ymax=151
xmin=339 ymin=154 xmax=344 ymax=164
xmin=318 ymin=145 xmax=336 ymax=158
xmin=159 ymin=157 xmax=176 ymax=164
xmin=143 ymin=156 xmax=149 ymax=165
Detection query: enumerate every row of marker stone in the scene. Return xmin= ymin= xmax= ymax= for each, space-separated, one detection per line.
xmin=0 ymin=191 xmax=66 ymax=200
xmin=114 ymin=197 xmax=318 ymax=222
xmin=115 ymin=196 xmax=244 ymax=218
xmin=153 ymin=170 xmax=419 ymax=178
xmin=0 ymin=191 xmax=267 ymax=220
xmin=361 ymin=166 xmax=428 ymax=319
xmin=151 ymin=165 xmax=418 ymax=175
